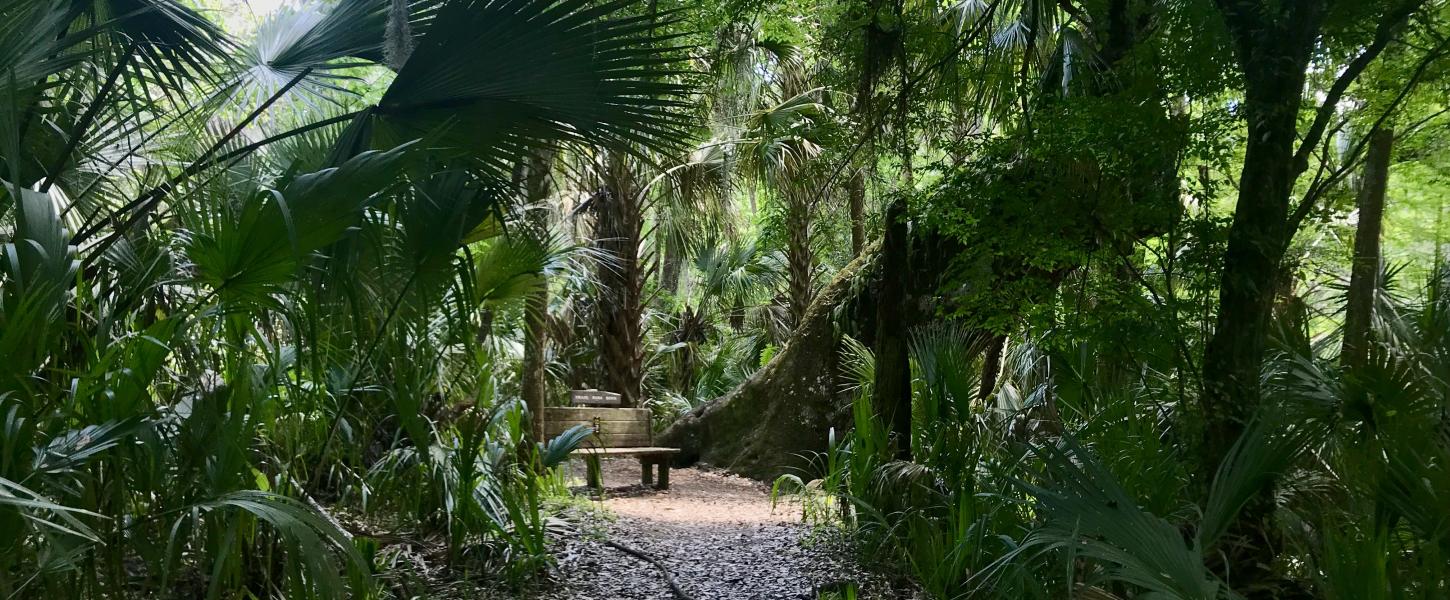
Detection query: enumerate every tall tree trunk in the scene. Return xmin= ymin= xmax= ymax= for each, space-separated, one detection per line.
xmin=873 ymin=198 xmax=913 ymax=458
xmin=895 ymin=27 xmax=913 ymax=191
xmin=521 ymin=150 xmax=554 ymax=441
xmin=1204 ymin=0 xmax=1323 ymax=480
xmin=848 ymin=0 xmax=891 ymax=257
xmin=596 ymin=152 xmax=645 ymax=407
xmin=384 ymin=0 xmax=414 ymax=70
xmin=786 ymin=193 xmax=813 ymax=329
xmin=1202 ymin=1 xmax=1326 ymax=593
xmin=1341 ymin=129 xmax=1393 ymax=372
xmin=849 ymin=169 xmax=866 ymax=256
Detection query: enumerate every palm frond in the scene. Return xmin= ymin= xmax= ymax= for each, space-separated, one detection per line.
xmin=373 ymin=0 xmax=693 ymax=170
xmin=539 ymin=423 xmax=590 ymax=467
xmin=1002 ymin=440 xmax=1224 ymax=600
xmin=199 ymin=490 xmax=370 ymax=597
xmin=0 ymin=476 xmax=104 ymax=542
xmin=227 ymin=0 xmax=443 ymax=107
xmin=472 ymin=226 xmax=580 ymax=307
xmin=73 ymin=0 xmax=233 ymax=87
xmin=0 ymin=0 xmax=91 ymax=94
xmin=186 ymin=142 xmax=416 ymax=306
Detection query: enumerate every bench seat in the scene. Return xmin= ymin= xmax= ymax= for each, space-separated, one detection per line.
xmin=575 ymin=447 xmax=680 ymax=456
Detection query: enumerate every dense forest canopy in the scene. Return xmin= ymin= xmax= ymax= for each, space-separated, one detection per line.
xmin=1 ymin=0 xmax=1448 ymax=598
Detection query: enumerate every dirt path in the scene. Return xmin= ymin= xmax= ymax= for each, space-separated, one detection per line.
xmin=535 ymin=459 xmax=885 ymax=599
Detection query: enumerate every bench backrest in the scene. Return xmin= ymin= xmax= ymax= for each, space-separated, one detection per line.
xmin=543 ymin=406 xmax=651 ymax=448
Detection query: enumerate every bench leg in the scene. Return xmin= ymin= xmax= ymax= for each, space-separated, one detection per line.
xmin=586 ymin=455 xmax=603 ymax=491
xmin=640 ymin=458 xmax=654 ymax=487
xmin=655 ymin=461 xmax=670 ymax=490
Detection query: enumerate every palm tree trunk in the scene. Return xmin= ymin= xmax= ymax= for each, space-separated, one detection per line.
xmin=786 ymin=192 xmax=813 ymax=329
xmin=384 ymin=0 xmax=414 ymax=69
xmin=521 ymin=150 xmax=554 ymax=441
xmin=596 ymin=151 xmax=645 ymax=407
xmin=1341 ymin=128 xmax=1394 ymax=372
xmin=660 ymin=240 xmax=683 ymax=296
xmin=978 ymin=334 xmax=1007 ymax=402
xmin=849 ymin=168 xmax=866 ymax=256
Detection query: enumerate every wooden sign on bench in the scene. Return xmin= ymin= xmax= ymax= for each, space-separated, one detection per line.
xmin=569 ymin=389 xmax=622 ymax=406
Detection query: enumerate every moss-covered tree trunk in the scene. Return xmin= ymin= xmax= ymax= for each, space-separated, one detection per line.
xmin=657 ymin=249 xmax=876 ymax=480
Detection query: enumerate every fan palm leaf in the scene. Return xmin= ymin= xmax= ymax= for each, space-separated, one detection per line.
xmin=372 ymin=0 xmax=693 ymax=169
xmin=185 ymin=142 xmax=417 ymax=307
xmin=68 ymin=0 xmax=232 ymax=88
xmin=0 ymin=0 xmax=93 ymax=94
xmin=225 ymin=0 xmax=444 ymax=107
xmin=1002 ymin=440 xmax=1226 ymax=600
xmin=472 ymin=226 xmax=581 ymax=307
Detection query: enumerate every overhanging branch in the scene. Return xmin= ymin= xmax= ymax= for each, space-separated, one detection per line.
xmin=1291 ymin=0 xmax=1425 ymax=175
xmin=1287 ymin=36 xmax=1450 ymax=239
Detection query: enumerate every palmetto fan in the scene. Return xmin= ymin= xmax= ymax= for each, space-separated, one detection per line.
xmin=226 ymin=0 xmax=444 ymax=107
xmin=368 ymin=0 xmax=693 ymax=170
xmin=1 ymin=0 xmax=693 ymax=593
xmin=10 ymin=0 xmax=691 ymax=249
xmin=66 ymin=0 xmax=232 ymax=85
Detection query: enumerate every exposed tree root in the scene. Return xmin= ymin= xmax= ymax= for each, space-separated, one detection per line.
xmin=604 ymin=539 xmax=693 ymax=600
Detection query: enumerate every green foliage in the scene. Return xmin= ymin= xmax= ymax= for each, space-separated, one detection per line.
xmin=807 ymin=262 xmax=1450 ymax=598
xmin=912 ymin=96 xmax=1188 ymax=327
xmin=0 ymin=0 xmax=691 ymax=595
xmin=2 ymin=0 xmax=1448 ymax=596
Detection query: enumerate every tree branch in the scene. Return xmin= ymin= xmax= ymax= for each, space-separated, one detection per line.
xmin=1288 ymin=36 xmax=1450 ymax=237
xmin=1057 ymin=0 xmax=1090 ymax=27
xmin=1291 ymin=0 xmax=1425 ymax=175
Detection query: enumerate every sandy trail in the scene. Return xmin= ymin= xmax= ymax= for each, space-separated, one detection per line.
xmin=537 ymin=459 xmax=877 ymax=600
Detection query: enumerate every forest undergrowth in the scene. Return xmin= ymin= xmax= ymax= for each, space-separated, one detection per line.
xmin=3 ymin=0 xmax=1449 ymax=598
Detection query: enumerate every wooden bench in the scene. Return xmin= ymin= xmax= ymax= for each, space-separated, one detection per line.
xmin=544 ymin=405 xmax=680 ymax=490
